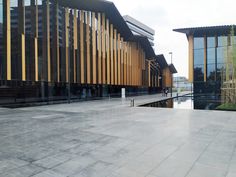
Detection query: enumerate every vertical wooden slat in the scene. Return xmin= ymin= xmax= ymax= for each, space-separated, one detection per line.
xmin=86 ymin=11 xmax=91 ymax=84
xmin=128 ymin=43 xmax=131 ymax=85
xmin=114 ymin=29 xmax=117 ymax=85
xmin=22 ymin=34 xmax=26 ymax=81
xmin=149 ymin=61 xmax=151 ymax=87
xmin=120 ymin=37 xmax=124 ymax=85
xmin=46 ymin=0 xmax=50 ymax=82
xmin=3 ymin=0 xmax=11 ymax=80
xmin=117 ymin=33 xmax=121 ymax=85
xmin=204 ymin=35 xmax=207 ymax=82
xmin=65 ymin=8 xmax=69 ymax=83
xmin=18 ymin=0 xmax=26 ymax=81
xmin=106 ymin=19 xmax=110 ymax=85
xmin=73 ymin=9 xmax=78 ymax=83
xmin=52 ymin=0 xmax=59 ymax=82
xmin=110 ymin=24 xmax=114 ymax=85
xmin=188 ymin=35 xmax=194 ymax=82
xmin=42 ymin=0 xmax=51 ymax=82
xmin=102 ymin=13 xmax=106 ymax=84
xmin=123 ymin=42 xmax=126 ymax=85
xmin=97 ymin=13 xmax=102 ymax=84
xmin=31 ymin=0 xmax=38 ymax=81
xmin=80 ymin=10 xmax=85 ymax=84
xmin=92 ymin=12 xmax=96 ymax=84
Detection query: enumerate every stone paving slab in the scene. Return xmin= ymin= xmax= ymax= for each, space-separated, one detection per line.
xmin=0 ymin=94 xmax=236 ymax=177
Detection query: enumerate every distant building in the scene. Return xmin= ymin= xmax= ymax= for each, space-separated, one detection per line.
xmin=123 ymin=15 xmax=155 ymax=46
xmin=0 ymin=0 xmax=171 ymax=105
xmin=173 ymin=76 xmax=192 ymax=91
xmin=174 ymin=25 xmax=236 ymax=95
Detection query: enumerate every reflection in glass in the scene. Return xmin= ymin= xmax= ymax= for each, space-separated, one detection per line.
xmin=207 ymin=48 xmax=215 ymax=64
xmin=194 ymin=37 xmax=204 ymax=49
xmin=207 ymin=37 xmax=215 ymax=48
xmin=207 ymin=63 xmax=216 ymax=81
xmin=194 ymin=65 xmax=204 ymax=81
xmin=218 ymin=36 xmax=228 ymax=47
xmin=0 ymin=0 xmax=2 ymax=79
xmin=194 ymin=49 xmax=204 ymax=65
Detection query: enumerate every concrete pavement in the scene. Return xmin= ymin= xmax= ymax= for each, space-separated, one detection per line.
xmin=0 ymin=93 xmax=236 ymax=177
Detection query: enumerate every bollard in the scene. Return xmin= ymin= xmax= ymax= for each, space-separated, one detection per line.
xmin=130 ymin=99 xmax=135 ymax=107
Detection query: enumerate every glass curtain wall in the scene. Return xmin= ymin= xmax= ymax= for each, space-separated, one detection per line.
xmin=207 ymin=37 xmax=216 ymax=81
xmin=193 ymin=37 xmax=204 ymax=82
xmin=0 ymin=0 xmax=3 ymax=80
xmin=217 ymin=36 xmax=228 ymax=82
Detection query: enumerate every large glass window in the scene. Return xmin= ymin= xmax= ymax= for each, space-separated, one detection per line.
xmin=207 ymin=37 xmax=215 ymax=48
xmin=194 ymin=65 xmax=204 ymax=81
xmin=207 ymin=48 xmax=215 ymax=64
xmin=194 ymin=49 xmax=204 ymax=65
xmin=217 ymin=46 xmax=227 ymax=64
xmin=194 ymin=37 xmax=204 ymax=49
xmin=207 ymin=64 xmax=216 ymax=81
xmin=218 ymin=36 xmax=228 ymax=47
xmin=0 ymin=0 xmax=2 ymax=79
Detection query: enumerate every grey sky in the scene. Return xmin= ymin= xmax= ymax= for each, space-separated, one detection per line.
xmin=110 ymin=0 xmax=236 ymax=78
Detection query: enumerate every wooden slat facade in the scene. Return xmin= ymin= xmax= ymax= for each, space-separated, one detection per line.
xmin=1 ymin=2 xmax=161 ymax=91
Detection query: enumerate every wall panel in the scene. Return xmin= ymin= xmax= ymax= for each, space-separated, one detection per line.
xmin=92 ymin=12 xmax=97 ymax=84
xmin=80 ymin=10 xmax=85 ymax=83
xmin=117 ymin=34 xmax=121 ymax=85
xmin=86 ymin=11 xmax=91 ymax=84
xmin=102 ymin=13 xmax=106 ymax=84
xmin=110 ymin=24 xmax=114 ymax=85
xmin=106 ymin=19 xmax=110 ymax=84
xmin=114 ymin=29 xmax=117 ymax=85
xmin=97 ymin=13 xmax=102 ymax=84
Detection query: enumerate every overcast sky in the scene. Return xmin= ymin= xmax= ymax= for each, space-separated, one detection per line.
xmin=110 ymin=0 xmax=236 ymax=78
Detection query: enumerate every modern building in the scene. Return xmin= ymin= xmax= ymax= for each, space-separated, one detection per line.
xmin=156 ymin=54 xmax=177 ymax=90
xmin=0 ymin=0 xmax=176 ymax=105
xmin=174 ymin=25 xmax=236 ymax=108
xmin=123 ymin=15 xmax=155 ymax=46
xmin=173 ymin=76 xmax=192 ymax=91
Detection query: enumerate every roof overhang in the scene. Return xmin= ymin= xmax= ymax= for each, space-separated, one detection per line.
xmin=155 ymin=54 xmax=168 ymax=69
xmin=58 ymin=0 xmax=133 ymax=40
xmin=173 ymin=25 xmax=236 ymax=37
xmin=168 ymin=64 xmax=177 ymax=74
xmin=130 ymin=35 xmax=155 ymax=59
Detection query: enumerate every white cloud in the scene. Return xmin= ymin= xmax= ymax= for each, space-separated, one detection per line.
xmin=110 ymin=0 xmax=236 ymax=78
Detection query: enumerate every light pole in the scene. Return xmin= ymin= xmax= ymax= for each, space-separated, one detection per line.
xmin=169 ymin=52 xmax=173 ymax=64
xmin=169 ymin=52 xmax=173 ymax=97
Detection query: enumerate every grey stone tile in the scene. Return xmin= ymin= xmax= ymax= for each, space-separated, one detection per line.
xmin=52 ymin=156 xmax=96 ymax=176
xmin=32 ymin=170 xmax=67 ymax=177
xmin=0 ymin=158 xmax=28 ymax=174
xmin=186 ymin=163 xmax=227 ymax=177
xmin=1 ymin=94 xmax=236 ymax=177
xmin=71 ymin=160 xmax=113 ymax=177
xmin=0 ymin=164 xmax=44 ymax=177
xmin=33 ymin=152 xmax=76 ymax=169
xmin=151 ymin=157 xmax=193 ymax=177
xmin=169 ymin=148 xmax=202 ymax=163
xmin=226 ymin=172 xmax=236 ymax=177
xmin=197 ymin=150 xmax=231 ymax=170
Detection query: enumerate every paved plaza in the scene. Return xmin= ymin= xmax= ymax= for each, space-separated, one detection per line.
xmin=0 ymin=94 xmax=236 ymax=177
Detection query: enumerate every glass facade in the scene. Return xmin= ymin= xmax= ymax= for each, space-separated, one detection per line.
xmin=193 ymin=37 xmax=204 ymax=82
xmin=0 ymin=0 xmax=2 ymax=79
xmin=193 ymin=33 xmax=236 ymax=101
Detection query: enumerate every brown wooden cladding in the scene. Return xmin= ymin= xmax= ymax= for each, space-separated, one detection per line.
xmin=188 ymin=35 xmax=194 ymax=83
xmin=2 ymin=5 xmax=160 ymax=88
